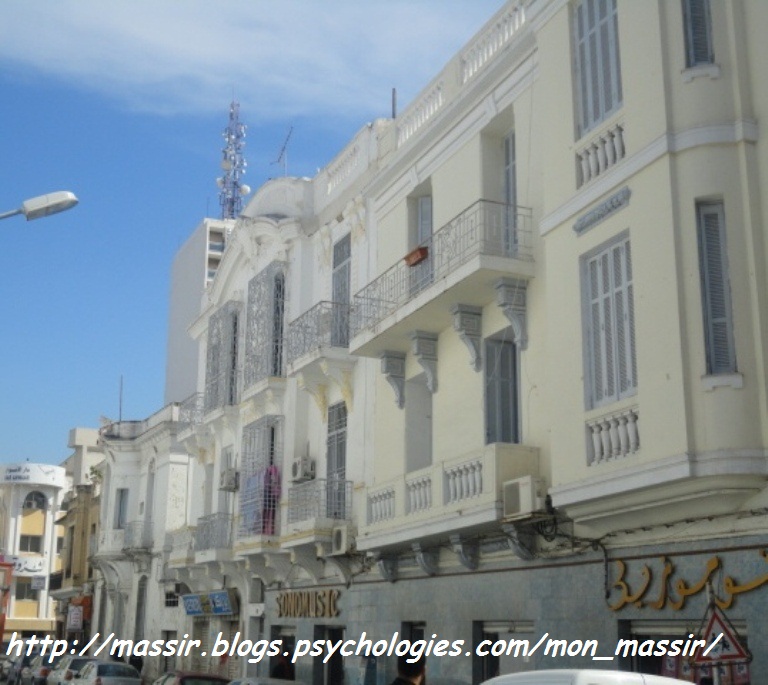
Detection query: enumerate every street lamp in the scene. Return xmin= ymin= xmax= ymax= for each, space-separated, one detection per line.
xmin=0 ymin=191 xmax=79 ymax=221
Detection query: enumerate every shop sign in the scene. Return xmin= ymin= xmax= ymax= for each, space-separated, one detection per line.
xmin=1 ymin=555 xmax=46 ymax=576
xmin=276 ymin=589 xmax=340 ymax=618
xmin=30 ymin=576 xmax=46 ymax=590
xmin=182 ymin=589 xmax=239 ymax=616
xmin=609 ymin=549 xmax=768 ymax=611
xmin=67 ymin=605 xmax=83 ymax=631
xmin=3 ymin=464 xmax=66 ymax=488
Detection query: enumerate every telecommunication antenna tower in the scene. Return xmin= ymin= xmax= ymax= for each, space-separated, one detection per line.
xmin=217 ymin=101 xmax=251 ymax=219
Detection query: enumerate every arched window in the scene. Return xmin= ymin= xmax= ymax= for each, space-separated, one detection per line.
xmin=23 ymin=491 xmax=47 ymax=510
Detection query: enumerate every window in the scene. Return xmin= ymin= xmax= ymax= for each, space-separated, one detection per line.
xmin=239 ymin=416 xmax=283 ymax=538
xmin=19 ymin=535 xmax=42 ymax=553
xmin=331 ymin=235 xmax=351 ymax=347
xmin=327 ymin=403 xmax=348 ymax=519
xmin=15 ymin=577 xmax=38 ymax=601
xmin=114 ymin=488 xmax=128 ymax=529
xmin=23 ymin=491 xmax=47 ymax=510
xmin=272 ymin=273 xmax=285 ymax=376
xmin=204 ymin=301 xmax=241 ymax=412
xmin=584 ymin=236 xmax=636 ymax=407
xmin=697 ymin=202 xmax=736 ymax=374
xmin=683 ymin=0 xmax=713 ymax=67
xmin=409 ymin=195 xmax=434 ymax=295
xmin=574 ymin=0 xmax=622 ymax=135
xmin=485 ymin=339 xmax=519 ymax=444
xmin=245 ymin=264 xmax=286 ymax=387
xmin=165 ymin=584 xmax=181 ymax=607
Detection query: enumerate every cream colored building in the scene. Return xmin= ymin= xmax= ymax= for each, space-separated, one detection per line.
xmin=92 ymin=1 xmax=768 ymax=684
xmin=0 ymin=463 xmax=66 ymax=638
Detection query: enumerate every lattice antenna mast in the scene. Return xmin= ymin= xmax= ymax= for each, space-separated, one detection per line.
xmin=217 ymin=101 xmax=251 ymax=219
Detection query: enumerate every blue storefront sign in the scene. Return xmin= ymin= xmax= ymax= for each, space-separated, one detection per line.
xmin=182 ymin=589 xmax=239 ymax=616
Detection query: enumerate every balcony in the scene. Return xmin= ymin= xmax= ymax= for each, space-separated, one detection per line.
xmin=165 ymin=526 xmax=196 ymax=568
xmin=123 ymin=520 xmax=153 ymax=551
xmin=195 ymin=513 xmax=233 ymax=563
xmin=282 ymin=478 xmax=353 ymax=548
xmin=286 ymin=302 xmax=357 ymax=407
xmin=93 ymin=528 xmax=125 ymax=558
xmin=358 ymin=443 xmax=539 ymax=552
xmin=351 ymin=200 xmax=534 ymax=357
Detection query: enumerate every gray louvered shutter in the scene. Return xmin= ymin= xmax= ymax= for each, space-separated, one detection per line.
xmin=698 ymin=203 xmax=736 ymax=374
xmin=684 ymin=0 xmax=714 ymax=67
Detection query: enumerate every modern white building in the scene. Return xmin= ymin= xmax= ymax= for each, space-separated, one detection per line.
xmin=90 ymin=1 xmax=768 ymax=684
xmin=0 ymin=463 xmax=67 ymax=639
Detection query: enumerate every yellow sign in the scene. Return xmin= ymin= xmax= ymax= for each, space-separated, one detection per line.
xmin=609 ymin=549 xmax=768 ymax=611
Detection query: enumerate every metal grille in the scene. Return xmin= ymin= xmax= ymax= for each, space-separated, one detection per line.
xmin=195 ymin=512 xmax=233 ymax=551
xmin=287 ymin=479 xmax=352 ymax=524
xmin=204 ymin=301 xmax=241 ymax=413
xmin=238 ymin=416 xmax=283 ymax=538
xmin=286 ymin=301 xmax=351 ymax=364
xmin=244 ymin=262 xmax=286 ymax=388
xmin=179 ymin=393 xmax=204 ymax=427
xmin=352 ymin=200 xmax=532 ymax=336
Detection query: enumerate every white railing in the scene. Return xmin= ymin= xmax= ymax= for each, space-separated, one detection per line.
xmin=406 ymin=475 xmax=432 ymax=514
xmin=368 ymin=487 xmax=396 ymax=524
xmin=444 ymin=458 xmax=483 ymax=504
xmin=397 ymin=81 xmax=445 ymax=147
xmin=576 ymin=122 xmax=626 ymax=187
xmin=586 ymin=407 xmax=640 ymax=466
xmin=461 ymin=2 xmax=527 ymax=84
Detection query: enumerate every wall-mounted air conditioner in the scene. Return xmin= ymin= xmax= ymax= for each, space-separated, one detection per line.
xmin=219 ymin=468 xmax=239 ymax=492
xmin=291 ymin=457 xmax=316 ymax=483
xmin=329 ymin=526 xmax=352 ymax=556
xmin=502 ymin=476 xmax=545 ymax=519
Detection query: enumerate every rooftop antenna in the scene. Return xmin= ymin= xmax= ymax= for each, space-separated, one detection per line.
xmin=216 ymin=101 xmax=251 ymax=219
xmin=271 ymin=126 xmax=293 ymax=177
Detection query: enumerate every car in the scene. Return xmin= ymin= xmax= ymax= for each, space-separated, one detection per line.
xmin=481 ymin=670 xmax=695 ymax=685
xmin=74 ymin=661 xmax=140 ymax=685
xmin=8 ymin=654 xmax=40 ymax=685
xmin=20 ymin=654 xmax=65 ymax=685
xmin=46 ymin=657 xmax=95 ymax=685
xmin=152 ymin=673 xmax=229 ymax=685
xmin=229 ymin=679 xmax=309 ymax=685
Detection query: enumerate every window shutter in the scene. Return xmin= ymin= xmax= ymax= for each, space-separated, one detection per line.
xmin=684 ymin=0 xmax=713 ymax=66
xmin=698 ymin=203 xmax=735 ymax=374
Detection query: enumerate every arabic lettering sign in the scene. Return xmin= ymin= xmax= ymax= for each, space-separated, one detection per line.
xmin=2 ymin=464 xmax=67 ymax=488
xmin=609 ymin=549 xmax=768 ymax=611
xmin=0 ymin=555 xmax=46 ymax=577
xmin=182 ymin=590 xmax=239 ymax=616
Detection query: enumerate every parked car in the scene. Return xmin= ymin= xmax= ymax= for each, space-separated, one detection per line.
xmin=20 ymin=655 xmax=65 ymax=685
xmin=8 ymin=654 xmax=40 ymax=685
xmin=46 ymin=657 xmax=95 ymax=685
xmin=481 ymin=671 xmax=693 ymax=685
xmin=228 ymin=679 xmax=309 ymax=685
xmin=74 ymin=661 xmax=140 ymax=685
xmin=152 ymin=673 xmax=229 ymax=685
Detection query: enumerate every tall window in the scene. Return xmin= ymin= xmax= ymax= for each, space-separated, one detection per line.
xmin=23 ymin=491 xmax=47 ymax=510
xmin=683 ymin=0 xmax=713 ymax=67
xmin=574 ymin=0 xmax=622 ymax=135
xmin=19 ymin=535 xmax=42 ymax=553
xmin=272 ymin=273 xmax=285 ymax=376
xmin=239 ymin=416 xmax=283 ymax=537
xmin=697 ymin=202 xmax=736 ymax=374
xmin=204 ymin=301 xmax=241 ymax=412
xmin=410 ymin=196 xmax=434 ymax=295
xmin=114 ymin=488 xmax=129 ymax=529
xmin=15 ymin=578 xmax=38 ymax=601
xmin=327 ymin=402 xmax=348 ymax=519
xmin=584 ymin=237 xmax=636 ymax=407
xmin=332 ymin=235 xmax=351 ymax=347
xmin=485 ymin=339 xmax=519 ymax=444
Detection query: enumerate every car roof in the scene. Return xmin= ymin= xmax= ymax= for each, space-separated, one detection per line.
xmin=482 ymin=671 xmax=693 ymax=685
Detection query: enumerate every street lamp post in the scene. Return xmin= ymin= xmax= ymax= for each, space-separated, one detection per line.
xmin=0 ymin=191 xmax=79 ymax=221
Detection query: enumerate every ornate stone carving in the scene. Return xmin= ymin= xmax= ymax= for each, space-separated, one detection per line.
xmin=410 ymin=331 xmax=438 ymax=393
xmin=380 ymin=352 xmax=406 ymax=409
xmin=412 ymin=543 xmax=439 ymax=576
xmin=450 ymin=534 xmax=480 ymax=570
xmin=495 ymin=278 xmax=528 ymax=349
xmin=451 ymin=304 xmax=482 ymax=371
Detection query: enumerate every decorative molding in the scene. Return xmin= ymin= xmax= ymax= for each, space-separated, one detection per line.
xmin=573 ymin=187 xmax=631 ymax=235
xmin=495 ymin=278 xmax=528 ymax=349
xmin=380 ymin=352 xmax=406 ymax=409
xmin=452 ymin=305 xmax=483 ymax=371
xmin=701 ymin=373 xmax=744 ymax=392
xmin=681 ymin=64 xmax=721 ymax=83
xmin=450 ymin=534 xmax=479 ymax=570
xmin=410 ymin=331 xmax=438 ymax=392
xmin=412 ymin=543 xmax=439 ymax=576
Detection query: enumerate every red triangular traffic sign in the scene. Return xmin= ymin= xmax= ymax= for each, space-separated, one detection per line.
xmin=694 ymin=606 xmax=750 ymax=663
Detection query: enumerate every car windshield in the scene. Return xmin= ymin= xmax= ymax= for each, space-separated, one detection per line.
xmin=97 ymin=665 xmax=138 ymax=678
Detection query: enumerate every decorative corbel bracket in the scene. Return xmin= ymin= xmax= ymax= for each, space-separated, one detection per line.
xmin=297 ymin=372 xmax=328 ymax=417
xmin=325 ymin=557 xmax=354 ymax=587
xmin=412 ymin=543 xmax=439 ymax=576
xmin=451 ymin=305 xmax=482 ymax=371
xmin=290 ymin=548 xmax=325 ymax=584
xmin=502 ymin=522 xmax=536 ymax=561
xmin=449 ymin=534 xmax=480 ymax=570
xmin=495 ymin=278 xmax=528 ymax=349
xmin=380 ymin=352 xmax=406 ymax=409
xmin=377 ymin=556 xmax=398 ymax=583
xmin=410 ymin=331 xmax=438 ymax=393
xmin=245 ymin=556 xmax=276 ymax=586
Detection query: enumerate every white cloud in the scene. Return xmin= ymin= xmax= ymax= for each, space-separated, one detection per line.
xmin=0 ymin=0 xmax=503 ymax=122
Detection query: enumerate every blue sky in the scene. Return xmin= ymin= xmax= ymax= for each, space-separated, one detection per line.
xmin=0 ymin=0 xmax=503 ymax=465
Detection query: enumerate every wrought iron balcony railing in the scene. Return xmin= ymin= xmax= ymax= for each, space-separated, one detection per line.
xmin=179 ymin=393 xmax=204 ymax=427
xmin=352 ymin=200 xmax=532 ymax=336
xmin=287 ymin=478 xmax=352 ymax=524
xmin=204 ymin=366 xmax=240 ymax=415
xmin=195 ymin=512 xmax=233 ymax=551
xmin=287 ymin=301 xmax=352 ymax=365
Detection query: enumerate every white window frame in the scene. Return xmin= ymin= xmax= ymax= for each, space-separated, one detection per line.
xmin=697 ymin=201 xmax=736 ymax=375
xmin=583 ymin=234 xmax=637 ymax=408
xmin=573 ymin=0 xmax=623 ymax=136
xmin=683 ymin=0 xmax=714 ymax=68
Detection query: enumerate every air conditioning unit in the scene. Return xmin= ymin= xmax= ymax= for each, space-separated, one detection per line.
xmin=291 ymin=457 xmax=316 ymax=483
xmin=502 ymin=476 xmax=545 ymax=520
xmin=219 ymin=468 xmax=239 ymax=492
xmin=329 ymin=526 xmax=352 ymax=556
